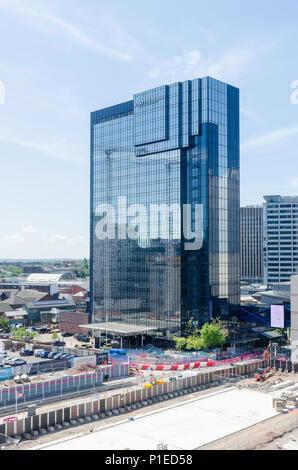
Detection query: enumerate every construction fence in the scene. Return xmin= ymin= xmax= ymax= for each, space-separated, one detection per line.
xmin=0 ymin=359 xmax=266 ymax=440
xmin=0 ymin=363 xmax=129 ymax=411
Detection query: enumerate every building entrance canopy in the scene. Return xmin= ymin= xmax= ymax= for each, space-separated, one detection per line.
xmin=80 ymin=322 xmax=158 ymax=337
xmin=80 ymin=322 xmax=158 ymax=348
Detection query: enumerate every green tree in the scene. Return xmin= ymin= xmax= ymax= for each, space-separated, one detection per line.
xmin=0 ymin=316 xmax=10 ymax=330
xmin=174 ymin=319 xmax=226 ymax=352
xmin=52 ymin=331 xmax=58 ymax=341
xmin=185 ymin=318 xmax=199 ymax=337
xmin=11 ymin=328 xmax=37 ymax=341
xmin=173 ymin=336 xmax=187 ymax=350
xmin=199 ymin=319 xmax=227 ymax=350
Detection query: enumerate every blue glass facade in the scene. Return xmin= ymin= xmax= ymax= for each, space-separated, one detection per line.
xmin=90 ymin=77 xmax=240 ymax=338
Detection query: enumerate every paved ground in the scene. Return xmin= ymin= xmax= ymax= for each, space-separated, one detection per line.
xmin=5 ymin=381 xmax=298 ymax=451
xmin=258 ymin=418 xmax=298 ymax=450
xmin=0 ymin=350 xmax=50 ymax=367
xmin=200 ymin=408 xmax=298 ymax=450
xmin=31 ymin=388 xmax=279 ymax=451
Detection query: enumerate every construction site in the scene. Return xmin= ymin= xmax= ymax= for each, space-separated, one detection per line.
xmin=0 ymin=352 xmax=297 ymax=451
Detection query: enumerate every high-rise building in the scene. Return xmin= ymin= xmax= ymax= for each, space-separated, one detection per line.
xmin=241 ymin=206 xmax=263 ymax=282
xmin=90 ymin=77 xmax=240 ymax=338
xmin=264 ymin=195 xmax=298 ymax=284
xmin=290 ymin=276 xmax=298 ymax=364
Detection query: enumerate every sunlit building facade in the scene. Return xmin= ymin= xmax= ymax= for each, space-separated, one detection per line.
xmin=90 ymin=77 xmax=240 ymax=338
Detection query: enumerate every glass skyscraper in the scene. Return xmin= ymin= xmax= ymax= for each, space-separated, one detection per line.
xmin=90 ymin=77 xmax=240 ymax=338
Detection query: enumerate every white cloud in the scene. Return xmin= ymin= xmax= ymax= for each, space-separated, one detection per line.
xmin=1 ymin=234 xmax=24 ymax=243
xmin=242 ymin=124 xmax=298 ymax=151
xmin=0 ymin=0 xmax=132 ymax=62
xmin=288 ymin=177 xmax=298 ymax=188
xmin=148 ymin=43 xmax=266 ymax=84
xmin=185 ymin=50 xmax=201 ymax=66
xmin=0 ymin=228 xmax=88 ymax=259
xmin=0 ymin=131 xmax=83 ymax=161
xmin=49 ymin=234 xmax=85 ymax=246
xmin=241 ymin=107 xmax=263 ymax=122
xmin=20 ymin=225 xmax=39 ymax=233
xmin=207 ymin=46 xmax=257 ymax=82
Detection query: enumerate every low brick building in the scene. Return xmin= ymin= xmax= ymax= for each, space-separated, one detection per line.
xmin=58 ymin=310 xmax=90 ymax=335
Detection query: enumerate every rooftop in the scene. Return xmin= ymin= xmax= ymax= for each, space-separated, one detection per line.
xmin=27 ymin=273 xmax=65 ymax=283
xmin=80 ymin=322 xmax=158 ymax=337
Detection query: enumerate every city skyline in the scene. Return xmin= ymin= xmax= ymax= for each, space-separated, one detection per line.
xmin=1 ymin=0 xmax=298 ymax=258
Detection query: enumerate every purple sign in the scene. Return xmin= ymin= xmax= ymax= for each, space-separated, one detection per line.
xmin=270 ymin=305 xmax=285 ymax=329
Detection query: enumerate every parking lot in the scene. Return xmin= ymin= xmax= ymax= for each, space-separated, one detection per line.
xmin=0 ymin=350 xmax=52 ymax=367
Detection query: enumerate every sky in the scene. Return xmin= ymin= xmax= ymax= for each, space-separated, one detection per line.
xmin=0 ymin=0 xmax=298 ymax=259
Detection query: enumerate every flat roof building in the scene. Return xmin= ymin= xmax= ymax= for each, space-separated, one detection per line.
xmin=264 ymin=195 xmax=298 ymax=284
xmin=241 ymin=206 xmax=263 ymax=283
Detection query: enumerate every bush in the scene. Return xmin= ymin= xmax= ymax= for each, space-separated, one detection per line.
xmin=10 ymin=328 xmax=37 ymax=341
xmin=0 ymin=316 xmax=10 ymax=330
xmin=173 ymin=337 xmax=187 ymax=350
xmin=174 ymin=318 xmax=227 ymax=352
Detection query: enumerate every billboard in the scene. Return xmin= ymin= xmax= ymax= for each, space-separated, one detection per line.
xmin=270 ymin=305 xmax=285 ymax=329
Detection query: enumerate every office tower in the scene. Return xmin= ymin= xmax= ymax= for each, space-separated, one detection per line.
xmin=90 ymin=77 xmax=240 ymax=338
xmin=264 ymin=195 xmax=298 ymax=284
xmin=241 ymin=206 xmax=263 ymax=282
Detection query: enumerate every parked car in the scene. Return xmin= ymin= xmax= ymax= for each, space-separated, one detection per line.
xmin=3 ymin=357 xmax=13 ymax=365
xmin=38 ymin=350 xmax=50 ymax=359
xmin=34 ymin=349 xmax=44 ymax=357
xmin=75 ymin=334 xmax=89 ymax=342
xmin=20 ymin=349 xmax=34 ymax=357
xmin=52 ymin=353 xmax=63 ymax=360
xmin=48 ymin=352 xmax=57 ymax=359
xmin=52 ymin=341 xmax=66 ymax=347
xmin=0 ymin=334 xmax=9 ymax=339
xmin=8 ymin=358 xmax=27 ymax=366
xmin=59 ymin=353 xmax=72 ymax=360
xmin=61 ymin=332 xmax=73 ymax=337
xmin=35 ymin=327 xmax=51 ymax=334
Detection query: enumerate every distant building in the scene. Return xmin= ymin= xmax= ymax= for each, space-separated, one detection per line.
xmin=264 ymin=195 xmax=298 ymax=284
xmin=22 ymin=265 xmax=45 ymax=275
xmin=0 ymin=288 xmax=77 ymax=323
xmin=0 ymin=289 xmax=52 ymax=314
xmin=241 ymin=206 xmax=263 ymax=282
